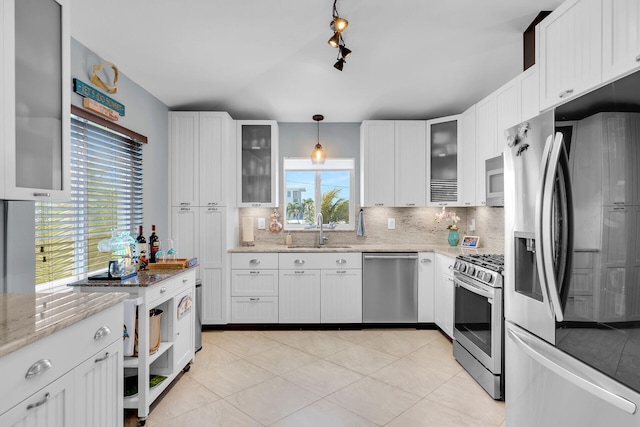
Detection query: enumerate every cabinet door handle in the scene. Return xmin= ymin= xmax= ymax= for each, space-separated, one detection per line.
xmin=374 ymin=203 xmax=384 ymax=207
xmin=94 ymin=352 xmax=110 ymax=363
xmin=421 ymin=258 xmax=432 ymax=264
xmin=405 ymin=203 xmax=415 ymax=206
xmin=558 ymin=89 xmax=574 ymax=98
xmin=250 ymin=259 xmax=261 ymax=265
xmin=636 ymin=54 xmax=640 ymax=62
xmin=252 ymin=203 xmax=262 ymax=207
xmin=294 ymin=259 xmax=305 ymax=264
xmin=208 ymin=207 xmax=219 ymax=211
xmin=179 ymin=202 xmax=191 ymax=206
xmin=336 ymin=259 xmax=347 ymax=264
xmin=26 ymin=392 xmax=50 ymax=410
xmin=249 ymin=297 xmax=261 ymax=301
xmin=180 ymin=207 xmax=191 ymax=212
xmin=294 ymin=270 xmax=305 ymax=274
xmin=182 ymin=277 xmax=188 ymax=282
xmin=25 ymin=359 xmax=53 ymax=379
xmin=207 ymin=202 xmax=218 ymax=206
xmin=94 ymin=325 xmax=111 ymax=340
xmin=337 ymin=270 xmax=347 ymax=274
xmin=249 ymin=270 xmax=260 ymax=274
xmin=160 ymin=287 xmax=167 ymax=293
xmin=33 ymin=192 xmax=51 ymax=197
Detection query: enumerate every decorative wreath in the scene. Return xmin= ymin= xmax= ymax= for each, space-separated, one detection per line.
xmin=90 ymin=61 xmax=119 ymax=94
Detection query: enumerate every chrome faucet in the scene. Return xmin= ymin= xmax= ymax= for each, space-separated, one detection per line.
xmin=317 ymin=213 xmax=329 ymax=245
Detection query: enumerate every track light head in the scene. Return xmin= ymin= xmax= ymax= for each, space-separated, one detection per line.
xmin=328 ymin=32 xmax=340 ymax=48
xmin=339 ymin=45 xmax=352 ymax=60
xmin=333 ymin=58 xmax=345 ymax=71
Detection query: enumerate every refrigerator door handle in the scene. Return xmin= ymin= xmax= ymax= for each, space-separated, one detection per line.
xmin=534 ymin=134 xmax=555 ymax=319
xmin=540 ymin=132 xmax=569 ymax=322
xmin=507 ymin=327 xmax=637 ymax=415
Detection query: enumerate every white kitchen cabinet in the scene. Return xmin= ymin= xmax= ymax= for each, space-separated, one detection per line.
xmin=459 ymin=105 xmax=477 ymax=207
xmin=518 ymin=64 xmax=541 ymax=122
xmin=199 ymin=206 xmax=236 ymax=325
xmin=231 ymin=253 xmax=279 ymax=323
xmin=360 ymin=121 xmax=395 ymax=207
xmin=169 ymin=112 xmax=199 ymax=207
xmin=394 ymin=121 xmax=426 ymax=207
xmin=434 ymin=253 xmax=455 ymax=338
xmin=171 ymin=206 xmax=199 ymax=261
xmin=279 ymin=269 xmax=321 ymax=323
xmin=426 ymin=115 xmax=462 ymax=207
xmin=237 ymin=120 xmax=279 ymax=207
xmin=1 ymin=371 xmax=74 ymax=427
xmin=417 ymin=252 xmax=435 ymax=323
xmin=231 ymin=297 xmax=279 ymax=323
xmin=539 ymin=0 xmax=603 ymax=110
xmin=74 ymin=339 xmax=123 ymax=427
xmin=495 ymin=76 xmax=519 ymax=139
xmin=0 ymin=0 xmax=70 ymax=201
xmin=602 ymin=0 xmax=640 ymax=82
xmin=0 ymin=302 xmax=123 ymax=427
xmin=321 ymin=269 xmax=362 ymax=323
xmin=169 ymin=111 xmax=236 ymax=207
xmin=475 ymin=94 xmax=496 ymax=206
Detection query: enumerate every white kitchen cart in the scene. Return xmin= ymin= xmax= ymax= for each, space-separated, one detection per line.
xmin=73 ymin=269 xmax=196 ymax=426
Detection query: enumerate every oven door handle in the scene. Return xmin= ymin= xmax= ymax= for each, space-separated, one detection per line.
xmin=454 ymin=277 xmax=493 ymax=300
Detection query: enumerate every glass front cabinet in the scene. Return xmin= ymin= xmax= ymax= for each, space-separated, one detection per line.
xmin=236 ymin=120 xmax=278 ymax=207
xmin=426 ymin=115 xmax=462 ymax=206
xmin=1 ymin=0 xmax=70 ymax=201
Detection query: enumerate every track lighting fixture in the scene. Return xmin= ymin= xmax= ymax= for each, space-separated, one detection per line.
xmin=327 ymin=0 xmax=352 ymax=71
xmin=311 ymin=114 xmax=326 ymax=164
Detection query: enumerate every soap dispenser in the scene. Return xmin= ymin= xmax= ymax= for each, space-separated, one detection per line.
xmin=285 ymin=231 xmax=293 ymax=246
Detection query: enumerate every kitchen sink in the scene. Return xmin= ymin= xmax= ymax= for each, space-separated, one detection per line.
xmin=287 ymin=245 xmax=352 ymax=249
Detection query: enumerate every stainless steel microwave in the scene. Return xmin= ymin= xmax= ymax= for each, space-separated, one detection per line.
xmin=486 ymin=154 xmax=504 ymax=207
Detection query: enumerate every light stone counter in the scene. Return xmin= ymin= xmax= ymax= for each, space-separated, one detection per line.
xmin=229 ymin=244 xmax=501 ymax=256
xmin=0 ymin=291 xmax=128 ymax=358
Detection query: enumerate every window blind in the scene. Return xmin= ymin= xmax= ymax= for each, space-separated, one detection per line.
xmin=35 ymin=114 xmax=143 ymax=287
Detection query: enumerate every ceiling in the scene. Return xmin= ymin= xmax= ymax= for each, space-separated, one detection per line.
xmin=70 ymin=0 xmax=564 ymax=123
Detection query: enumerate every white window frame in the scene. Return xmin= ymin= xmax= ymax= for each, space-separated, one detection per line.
xmin=282 ymin=158 xmax=355 ymax=231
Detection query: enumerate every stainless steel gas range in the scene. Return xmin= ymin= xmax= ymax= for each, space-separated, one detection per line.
xmin=452 ymin=253 xmax=504 ymax=400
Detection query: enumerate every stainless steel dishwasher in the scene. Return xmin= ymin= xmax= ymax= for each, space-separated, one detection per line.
xmin=362 ymin=253 xmax=418 ymax=323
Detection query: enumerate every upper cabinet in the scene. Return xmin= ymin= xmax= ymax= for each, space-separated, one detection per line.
xmin=539 ymin=0 xmax=602 ymax=110
xmin=360 ymin=121 xmax=395 ymax=207
xmin=237 ymin=120 xmax=278 ymax=207
xmin=459 ymin=105 xmax=477 ymax=207
xmin=169 ymin=111 xmax=236 ymax=207
xmin=394 ymin=121 xmax=426 ymax=207
xmin=518 ymin=64 xmax=541 ymax=123
xmin=426 ymin=115 xmax=461 ymax=207
xmin=1 ymin=0 xmax=70 ymax=201
xmin=602 ymin=0 xmax=640 ymax=82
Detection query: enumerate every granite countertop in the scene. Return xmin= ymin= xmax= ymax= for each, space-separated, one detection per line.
xmin=68 ymin=267 xmax=196 ymax=288
xmin=229 ymin=244 xmax=500 ymax=256
xmin=0 ymin=291 xmax=128 ymax=358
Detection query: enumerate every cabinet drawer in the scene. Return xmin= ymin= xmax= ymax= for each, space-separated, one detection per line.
xmin=144 ymin=271 xmax=195 ymax=305
xmin=231 ymin=270 xmax=278 ymax=296
xmin=279 ymin=253 xmax=323 ymax=270
xmin=316 ymin=253 xmax=362 ymax=270
xmin=436 ymin=254 xmax=455 ymax=277
xmin=0 ymin=302 xmax=123 ymax=415
xmin=231 ymin=297 xmax=278 ymax=323
xmin=232 ymin=253 xmax=278 ymax=269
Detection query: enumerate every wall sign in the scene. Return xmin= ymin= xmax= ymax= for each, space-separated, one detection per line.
xmin=73 ymin=78 xmax=125 ymax=117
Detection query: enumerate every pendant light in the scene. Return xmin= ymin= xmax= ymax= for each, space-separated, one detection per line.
xmin=311 ymin=114 xmax=326 ymax=164
xmin=327 ymin=0 xmax=352 ymax=71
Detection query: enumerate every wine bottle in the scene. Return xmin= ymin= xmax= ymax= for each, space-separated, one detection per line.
xmin=135 ymin=225 xmax=146 ymax=263
xmin=149 ymin=224 xmax=160 ymax=263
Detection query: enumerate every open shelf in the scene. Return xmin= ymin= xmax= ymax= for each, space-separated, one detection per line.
xmin=123 ymin=341 xmax=174 ymax=368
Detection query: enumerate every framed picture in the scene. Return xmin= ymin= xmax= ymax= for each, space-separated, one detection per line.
xmin=461 ymin=235 xmax=479 ymax=248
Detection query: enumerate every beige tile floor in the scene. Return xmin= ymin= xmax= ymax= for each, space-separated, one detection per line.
xmin=125 ymin=329 xmax=505 ymax=427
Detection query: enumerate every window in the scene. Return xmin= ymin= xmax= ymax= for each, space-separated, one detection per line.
xmin=35 ymin=113 xmax=144 ymax=289
xmin=283 ymin=158 xmax=354 ymax=230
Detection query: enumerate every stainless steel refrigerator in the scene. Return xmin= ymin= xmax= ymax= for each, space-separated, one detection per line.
xmin=504 ymin=70 xmax=640 ymax=426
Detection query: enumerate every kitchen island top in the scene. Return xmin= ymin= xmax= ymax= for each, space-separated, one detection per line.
xmin=0 ymin=291 xmax=128 ymax=358
xmin=229 ymin=244 xmax=501 ymax=256
xmin=68 ymin=267 xmax=197 ymax=288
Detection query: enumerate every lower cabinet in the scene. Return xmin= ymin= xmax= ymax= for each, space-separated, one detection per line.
xmin=0 ymin=303 xmax=124 ymax=427
xmin=434 ymin=253 xmax=455 ymax=338
xmin=231 ymin=297 xmax=279 ymax=323
xmin=279 ymin=270 xmax=321 ymax=323
xmin=418 ymin=252 xmax=436 ymax=322
xmin=321 ymin=269 xmax=362 ymax=323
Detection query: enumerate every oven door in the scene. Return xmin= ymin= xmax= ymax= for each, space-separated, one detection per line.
xmin=453 ymin=273 xmax=503 ymax=374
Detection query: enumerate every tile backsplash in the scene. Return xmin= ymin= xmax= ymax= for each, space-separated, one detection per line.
xmin=238 ymin=206 xmax=504 ymax=253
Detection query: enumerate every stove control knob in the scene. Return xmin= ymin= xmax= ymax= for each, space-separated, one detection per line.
xmin=454 ymin=261 xmax=460 ymax=271
xmin=476 ymin=271 xmax=483 ymax=281
xmin=459 ymin=263 xmax=466 ymax=273
xmin=468 ymin=266 xmax=475 ymax=276
xmin=485 ymin=275 xmax=493 ymax=284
